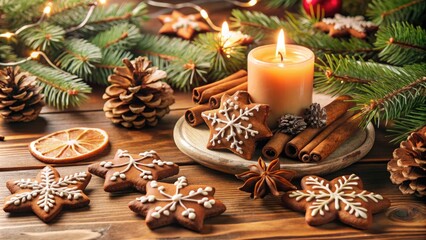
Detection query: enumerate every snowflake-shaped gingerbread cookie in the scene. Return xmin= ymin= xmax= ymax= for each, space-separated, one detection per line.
xmin=282 ymin=174 xmax=390 ymax=229
xmin=315 ymin=14 xmax=377 ymax=39
xmin=3 ymin=166 xmax=91 ymax=222
xmin=88 ymin=149 xmax=179 ymax=192
xmin=158 ymin=10 xmax=210 ymax=39
xmin=202 ymin=91 xmax=272 ymax=159
xmin=129 ymin=176 xmax=226 ymax=232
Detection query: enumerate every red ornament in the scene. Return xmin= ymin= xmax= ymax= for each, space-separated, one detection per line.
xmin=303 ymin=0 xmax=341 ymax=18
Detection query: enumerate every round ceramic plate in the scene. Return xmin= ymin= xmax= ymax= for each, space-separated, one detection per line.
xmin=173 ymin=94 xmax=375 ymax=177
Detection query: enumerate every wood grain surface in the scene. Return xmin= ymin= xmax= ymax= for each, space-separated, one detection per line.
xmin=1 ymin=1 xmax=425 ymax=239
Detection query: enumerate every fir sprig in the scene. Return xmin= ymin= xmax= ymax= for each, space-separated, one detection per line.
xmin=388 ymin=99 xmax=426 ymax=143
xmin=56 ymin=38 xmax=102 ymax=77
xmin=265 ymin=0 xmax=299 ymax=8
xmin=375 ymin=22 xmax=426 ymax=65
xmin=90 ymin=23 xmax=141 ymax=50
xmin=20 ymin=61 xmax=91 ymax=109
xmin=367 ymin=0 xmax=426 ymax=25
xmin=19 ymin=23 xmax=65 ymax=51
xmin=353 ymin=64 xmax=426 ymax=127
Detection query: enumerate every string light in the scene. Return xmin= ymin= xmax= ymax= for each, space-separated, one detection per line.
xmin=147 ymin=0 xmax=258 ymax=31
xmin=0 ymin=51 xmax=60 ymax=70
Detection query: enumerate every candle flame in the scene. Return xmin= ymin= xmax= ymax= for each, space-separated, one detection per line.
xmin=221 ymin=21 xmax=230 ymax=39
xmin=276 ymin=29 xmax=286 ymax=61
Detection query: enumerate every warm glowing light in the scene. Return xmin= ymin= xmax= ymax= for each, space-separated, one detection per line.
xmin=43 ymin=3 xmax=52 ymax=14
xmin=248 ymin=0 xmax=257 ymax=6
xmin=99 ymin=0 xmax=106 ymax=4
xmin=200 ymin=9 xmax=209 ymax=19
xmin=0 ymin=32 xmax=14 ymax=38
xmin=276 ymin=29 xmax=286 ymax=61
xmin=221 ymin=21 xmax=230 ymax=40
xmin=30 ymin=52 xmax=41 ymax=59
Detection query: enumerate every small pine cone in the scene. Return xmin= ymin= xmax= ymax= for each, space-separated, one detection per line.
xmin=304 ymin=103 xmax=327 ymax=128
xmin=0 ymin=67 xmax=44 ymax=122
xmin=103 ymin=57 xmax=175 ymax=129
xmin=387 ymin=126 xmax=426 ymax=197
xmin=277 ymin=114 xmax=307 ymax=135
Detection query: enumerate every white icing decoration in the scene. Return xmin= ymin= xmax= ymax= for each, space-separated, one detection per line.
xmin=5 ymin=166 xmax=87 ymax=212
xmin=171 ymin=16 xmax=200 ymax=31
xmin=289 ymin=174 xmax=384 ymax=219
xmin=201 ymin=98 xmax=261 ymax=154
xmin=322 ymin=14 xmax=376 ymax=33
xmin=100 ymin=149 xmax=174 ymax=181
xmin=136 ymin=176 xmax=215 ymax=220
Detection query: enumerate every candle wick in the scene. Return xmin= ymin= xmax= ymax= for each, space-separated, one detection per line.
xmin=278 ymin=52 xmax=284 ymax=62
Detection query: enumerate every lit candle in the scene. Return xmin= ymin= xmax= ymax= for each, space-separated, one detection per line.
xmin=220 ymin=21 xmax=253 ymax=52
xmin=247 ymin=29 xmax=314 ymax=127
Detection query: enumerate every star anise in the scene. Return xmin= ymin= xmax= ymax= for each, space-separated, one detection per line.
xmin=235 ymin=157 xmax=297 ymax=199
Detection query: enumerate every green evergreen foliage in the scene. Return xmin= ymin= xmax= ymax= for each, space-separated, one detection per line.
xmin=265 ymin=0 xmax=299 ymax=8
xmin=88 ymin=48 xmax=133 ymax=85
xmin=367 ymin=0 xmax=426 ymax=25
xmin=19 ymin=23 xmax=65 ymax=51
xmin=56 ymin=38 xmax=102 ymax=77
xmin=20 ymin=61 xmax=91 ymax=109
xmin=388 ymin=100 xmax=426 ymax=143
xmin=375 ymin=21 xmax=426 ymax=65
xmin=90 ymin=23 xmax=141 ymax=50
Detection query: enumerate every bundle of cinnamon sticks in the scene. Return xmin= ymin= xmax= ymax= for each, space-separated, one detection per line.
xmin=185 ymin=70 xmax=248 ymax=127
xmin=262 ymin=95 xmax=362 ymax=163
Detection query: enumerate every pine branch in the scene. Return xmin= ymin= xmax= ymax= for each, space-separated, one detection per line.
xmin=265 ymin=0 xmax=299 ymax=8
xmin=367 ymin=0 xmax=426 ymax=25
xmin=388 ymin=99 xmax=426 ymax=143
xmin=375 ymin=21 xmax=426 ymax=65
xmin=194 ymin=32 xmax=247 ymax=81
xmin=56 ymin=38 xmax=102 ymax=77
xmin=0 ymin=44 xmax=17 ymax=62
xmin=18 ymin=23 xmax=65 ymax=52
xmin=135 ymin=34 xmax=212 ymax=91
xmin=89 ymin=48 xmax=133 ymax=85
xmin=353 ymin=63 xmax=426 ymax=127
xmin=314 ymin=55 xmax=399 ymax=95
xmin=0 ymin=0 xmax=45 ymax=28
xmin=20 ymin=61 xmax=92 ymax=109
xmin=90 ymin=23 xmax=141 ymax=50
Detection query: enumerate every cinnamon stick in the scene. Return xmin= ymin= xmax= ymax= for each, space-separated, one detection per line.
xmin=209 ymin=82 xmax=248 ymax=109
xmin=192 ymin=70 xmax=247 ymax=104
xmin=185 ymin=104 xmax=212 ymax=127
xmin=262 ymin=132 xmax=293 ymax=160
xmin=310 ymin=114 xmax=362 ymax=162
xmin=299 ymin=112 xmax=354 ymax=162
xmin=285 ymin=95 xmax=355 ymax=159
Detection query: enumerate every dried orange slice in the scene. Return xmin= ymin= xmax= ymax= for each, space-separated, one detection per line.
xmin=29 ymin=127 xmax=109 ymax=163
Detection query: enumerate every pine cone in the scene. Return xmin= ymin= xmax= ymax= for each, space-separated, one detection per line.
xmin=387 ymin=126 xmax=426 ymax=197
xmin=304 ymin=103 xmax=327 ymax=128
xmin=0 ymin=67 xmax=44 ymax=122
xmin=103 ymin=57 xmax=175 ymax=128
xmin=277 ymin=114 xmax=307 ymax=135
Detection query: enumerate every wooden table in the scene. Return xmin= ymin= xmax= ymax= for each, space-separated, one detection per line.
xmin=1 ymin=2 xmax=425 ymax=239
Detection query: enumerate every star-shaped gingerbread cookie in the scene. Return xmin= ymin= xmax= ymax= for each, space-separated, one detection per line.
xmin=3 ymin=165 xmax=91 ymax=222
xmin=158 ymin=10 xmax=210 ymax=39
xmin=202 ymin=91 xmax=272 ymax=160
xmin=282 ymin=174 xmax=390 ymax=229
xmin=129 ymin=176 xmax=226 ymax=232
xmin=314 ymin=14 xmax=377 ymax=39
xmin=88 ymin=149 xmax=179 ymax=192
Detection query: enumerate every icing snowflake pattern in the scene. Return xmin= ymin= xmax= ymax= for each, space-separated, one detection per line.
xmin=100 ymin=149 xmax=174 ymax=181
xmin=289 ymin=174 xmax=384 ymax=219
xmin=322 ymin=14 xmax=376 ymax=33
xmin=137 ymin=176 xmax=215 ymax=220
xmin=202 ymin=96 xmax=260 ymax=154
xmin=5 ymin=166 xmax=87 ymax=212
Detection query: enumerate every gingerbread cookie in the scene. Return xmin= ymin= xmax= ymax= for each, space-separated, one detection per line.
xmin=202 ymin=91 xmax=272 ymax=160
xmin=314 ymin=14 xmax=377 ymax=39
xmin=158 ymin=10 xmax=210 ymax=39
xmin=88 ymin=149 xmax=179 ymax=192
xmin=129 ymin=176 xmax=226 ymax=232
xmin=282 ymin=174 xmax=390 ymax=229
xmin=3 ymin=166 xmax=91 ymax=222
xmin=236 ymin=157 xmax=296 ymax=199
